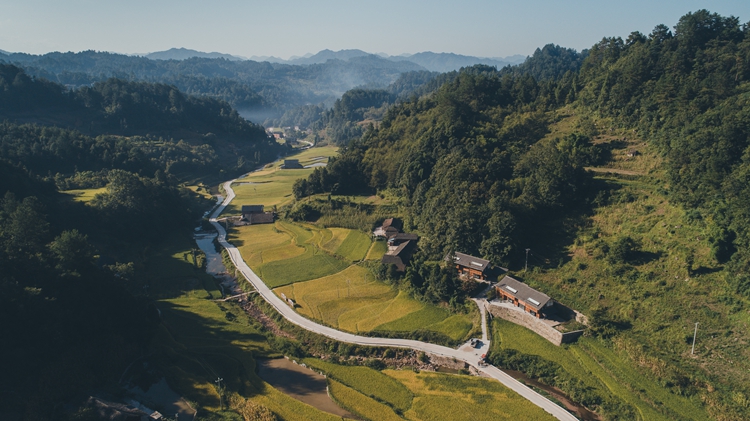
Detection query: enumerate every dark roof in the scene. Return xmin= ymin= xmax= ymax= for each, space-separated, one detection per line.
xmin=381 ymin=254 xmax=406 ymax=271
xmin=496 ymin=275 xmax=551 ymax=310
xmin=450 ymin=252 xmax=491 ymax=272
xmin=242 ymin=205 xmax=264 ymax=214
xmin=384 ymin=226 xmax=400 ymax=238
xmin=248 ymin=212 xmax=274 ymax=224
xmin=382 ymin=217 xmax=403 ymax=230
xmin=381 ymin=240 xmax=416 ymax=272
xmin=389 ymin=233 xmax=419 ymax=242
xmin=283 ymin=159 xmax=303 ymax=169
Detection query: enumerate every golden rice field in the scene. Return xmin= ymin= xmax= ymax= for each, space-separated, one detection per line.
xmin=274 ymin=265 xmax=474 ymax=339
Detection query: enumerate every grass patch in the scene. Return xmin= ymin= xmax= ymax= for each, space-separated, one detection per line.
xmin=365 ymin=239 xmax=388 ymax=261
xmin=327 ymin=380 xmax=404 ymax=421
xmin=304 ymin=359 xmax=413 ymax=413
xmin=61 ymin=187 xmax=107 ymax=203
xmin=385 ymin=370 xmax=556 ymax=421
xmin=335 ymin=229 xmax=373 ymax=262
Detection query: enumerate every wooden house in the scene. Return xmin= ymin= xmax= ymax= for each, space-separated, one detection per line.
xmin=381 ymin=240 xmax=417 ymax=272
xmin=388 ymin=233 xmax=419 ymax=246
xmin=449 ymin=252 xmax=492 ymax=281
xmin=495 ymin=275 xmax=553 ymax=318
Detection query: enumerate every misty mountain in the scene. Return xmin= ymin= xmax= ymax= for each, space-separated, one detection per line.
xmin=0 ymin=49 xmax=8 ymax=56
xmin=145 ymin=47 xmax=246 ymax=61
xmin=389 ymin=51 xmax=525 ymax=72
xmin=288 ymin=49 xmax=371 ymax=64
xmin=1 ymin=50 xmax=427 ymax=123
xmin=255 ymin=49 xmax=528 ymax=72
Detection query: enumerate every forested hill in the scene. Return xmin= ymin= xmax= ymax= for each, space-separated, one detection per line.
xmin=295 ymin=11 xmax=750 ymax=419
xmin=0 ymin=50 xmax=426 ymax=121
xmin=0 ymin=64 xmax=283 ymax=177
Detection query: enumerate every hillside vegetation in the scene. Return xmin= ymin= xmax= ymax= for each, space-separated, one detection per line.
xmin=294 ymin=10 xmax=750 ymax=420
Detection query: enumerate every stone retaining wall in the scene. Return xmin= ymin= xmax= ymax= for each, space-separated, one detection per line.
xmin=488 ymin=304 xmax=585 ymax=346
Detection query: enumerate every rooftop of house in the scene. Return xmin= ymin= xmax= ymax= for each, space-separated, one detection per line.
xmin=382 ymin=217 xmax=403 ymax=230
xmin=242 ymin=205 xmax=264 ymax=214
xmin=449 ymin=252 xmax=492 ymax=272
xmin=388 ymin=233 xmax=419 ymax=242
xmin=496 ymin=275 xmax=552 ymax=310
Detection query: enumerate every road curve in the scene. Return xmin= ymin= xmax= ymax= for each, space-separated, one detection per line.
xmin=210 ymin=179 xmax=578 ymax=421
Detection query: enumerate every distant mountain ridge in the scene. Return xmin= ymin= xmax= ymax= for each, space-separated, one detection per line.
xmin=142 ymin=47 xmax=529 ymax=73
xmin=145 ymin=47 xmax=246 ymax=61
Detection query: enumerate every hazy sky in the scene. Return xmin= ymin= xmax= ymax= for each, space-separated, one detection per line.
xmin=1 ymin=0 xmax=749 ymax=59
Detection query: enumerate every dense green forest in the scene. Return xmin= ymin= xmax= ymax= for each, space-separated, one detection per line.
xmin=0 ymin=67 xmax=286 ymax=419
xmin=294 ymin=10 xmax=750 ymax=420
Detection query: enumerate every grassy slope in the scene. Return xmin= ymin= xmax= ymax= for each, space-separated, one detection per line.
xmin=505 ymin=108 xmax=745 ymax=419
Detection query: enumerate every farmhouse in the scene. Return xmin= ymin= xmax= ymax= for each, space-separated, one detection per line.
xmin=448 ymin=252 xmax=492 ymax=281
xmin=282 ymin=159 xmax=303 ymax=169
xmin=373 ymin=217 xmax=405 ymax=239
xmin=495 ymin=275 xmax=553 ymax=318
xmin=381 ymin=240 xmax=417 ymax=272
xmin=241 ymin=205 xmax=274 ymax=225
xmin=388 ymin=232 xmax=419 ymax=246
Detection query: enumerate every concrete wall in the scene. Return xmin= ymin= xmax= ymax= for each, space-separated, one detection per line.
xmin=488 ymin=304 xmax=584 ymax=346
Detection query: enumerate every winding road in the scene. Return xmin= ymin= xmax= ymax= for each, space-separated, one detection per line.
xmin=210 ymin=179 xmax=578 ymax=421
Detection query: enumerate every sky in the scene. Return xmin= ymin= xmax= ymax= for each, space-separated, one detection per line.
xmin=1 ymin=0 xmax=749 ymax=59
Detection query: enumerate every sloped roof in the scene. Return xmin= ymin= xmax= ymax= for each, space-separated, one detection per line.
xmin=382 ymin=217 xmax=403 ymax=230
xmin=389 ymin=233 xmax=419 ymax=242
xmin=450 ymin=252 xmax=491 ymax=272
xmin=242 ymin=205 xmax=264 ymax=214
xmin=497 ymin=275 xmax=551 ymax=310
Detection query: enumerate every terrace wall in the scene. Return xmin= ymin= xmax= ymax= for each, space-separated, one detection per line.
xmin=487 ymin=304 xmax=584 ymax=346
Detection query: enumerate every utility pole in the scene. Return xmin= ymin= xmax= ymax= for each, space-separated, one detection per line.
xmin=525 ymin=248 xmax=531 ymax=272
xmin=691 ymin=322 xmax=699 ymax=355
xmin=215 ymin=377 xmax=224 ymax=410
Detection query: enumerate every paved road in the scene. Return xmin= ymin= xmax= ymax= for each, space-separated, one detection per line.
xmin=210 ymin=179 xmax=578 ymax=421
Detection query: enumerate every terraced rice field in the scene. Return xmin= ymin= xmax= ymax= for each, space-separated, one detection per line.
xmin=386 ymin=370 xmax=556 ymax=421
xmin=224 ymin=146 xmax=338 ymax=214
xmin=274 ymin=265 xmax=473 ymax=339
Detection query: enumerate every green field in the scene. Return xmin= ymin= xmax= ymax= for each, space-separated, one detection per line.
xmin=304 ymin=359 xmax=413 ymax=413
xmin=61 ymin=187 xmax=107 ymax=203
xmin=305 ymin=359 xmax=556 ymax=421
xmin=229 ymin=221 xmax=366 ymax=287
xmin=224 ymin=146 xmax=338 ymax=214
xmin=327 ymin=380 xmax=405 ymax=421
xmin=274 ymin=265 xmax=474 ymax=339
xmin=490 ymin=319 xmax=709 ymax=421
xmin=388 ymin=370 xmax=557 ymax=421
